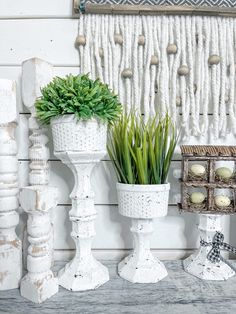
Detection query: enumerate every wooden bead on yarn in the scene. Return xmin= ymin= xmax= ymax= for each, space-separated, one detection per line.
xmin=167 ymin=44 xmax=177 ymax=54
xmin=178 ymin=65 xmax=189 ymax=76
xmin=122 ymin=69 xmax=133 ymax=79
xmin=208 ymin=55 xmax=221 ymax=65
xmin=114 ymin=33 xmax=123 ymax=45
xmin=176 ymin=96 xmax=181 ymax=107
xmin=150 ymin=55 xmax=159 ymax=65
xmin=138 ymin=35 xmax=145 ymax=46
xmin=75 ymin=35 xmax=86 ymax=46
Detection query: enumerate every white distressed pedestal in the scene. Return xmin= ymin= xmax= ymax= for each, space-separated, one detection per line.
xmin=51 ymin=116 xmax=109 ymax=291
xmin=20 ymin=186 xmax=59 ymax=303
xmin=184 ymin=214 xmax=235 ymax=281
xmin=118 ymin=219 xmax=167 ymax=283
xmin=117 ymin=183 xmax=170 ymax=283
xmin=0 ymin=79 xmax=22 ymax=290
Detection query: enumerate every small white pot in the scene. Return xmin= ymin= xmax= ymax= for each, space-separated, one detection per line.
xmin=117 ymin=182 xmax=170 ymax=284
xmin=117 ymin=182 xmax=170 ymax=219
xmin=51 ymin=115 xmax=107 ymax=152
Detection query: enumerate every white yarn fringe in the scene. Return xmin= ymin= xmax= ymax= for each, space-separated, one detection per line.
xmin=77 ymin=14 xmax=236 ymax=139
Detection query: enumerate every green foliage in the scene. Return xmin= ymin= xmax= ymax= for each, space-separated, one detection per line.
xmin=35 ymin=74 xmax=122 ymax=124
xmin=107 ymin=112 xmax=178 ymax=185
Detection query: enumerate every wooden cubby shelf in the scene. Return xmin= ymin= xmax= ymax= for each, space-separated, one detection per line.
xmin=178 ymin=145 xmax=236 ymax=215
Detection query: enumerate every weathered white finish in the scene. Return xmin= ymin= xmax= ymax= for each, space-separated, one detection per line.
xmin=117 ymin=183 xmax=170 ymax=283
xmin=51 ymin=116 xmax=109 ymax=291
xmin=184 ymin=214 xmax=235 ymax=281
xmin=22 ymin=58 xmax=54 ymax=268
xmin=0 ymin=79 xmax=22 ymax=290
xmin=20 ymin=186 xmax=58 ymax=303
xmin=22 ymin=58 xmax=53 ymax=185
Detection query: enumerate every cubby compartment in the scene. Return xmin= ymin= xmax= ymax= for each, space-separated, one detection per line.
xmin=179 ymin=145 xmax=236 ymax=214
xmin=187 ymin=161 xmax=208 ymax=182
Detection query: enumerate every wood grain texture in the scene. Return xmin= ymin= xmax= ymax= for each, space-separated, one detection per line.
xmin=1 ymin=260 xmax=236 ymax=314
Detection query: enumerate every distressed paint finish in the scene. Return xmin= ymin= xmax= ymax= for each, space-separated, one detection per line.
xmin=117 ymin=183 xmax=170 ymax=283
xmin=22 ymin=58 xmax=54 ymax=268
xmin=0 ymin=79 xmax=22 ymax=290
xmin=184 ymin=214 xmax=235 ymax=280
xmin=20 ymin=186 xmax=59 ymax=303
xmin=51 ymin=117 xmax=109 ymax=291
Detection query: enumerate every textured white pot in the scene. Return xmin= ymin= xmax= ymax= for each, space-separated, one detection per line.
xmin=51 ymin=115 xmax=109 ymax=291
xmin=184 ymin=214 xmax=235 ymax=281
xmin=117 ymin=182 xmax=170 ymax=283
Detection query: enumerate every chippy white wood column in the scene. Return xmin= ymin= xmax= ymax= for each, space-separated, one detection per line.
xmin=184 ymin=214 xmax=235 ymax=280
xmin=56 ymin=152 xmax=109 ymax=291
xmin=0 ymin=79 xmax=22 ymax=290
xmin=22 ymin=58 xmax=54 ymax=266
xmin=20 ymin=186 xmax=58 ymax=303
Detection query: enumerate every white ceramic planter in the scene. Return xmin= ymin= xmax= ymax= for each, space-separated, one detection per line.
xmin=117 ymin=182 xmax=170 ymax=283
xmin=51 ymin=115 xmax=109 ymax=291
xmin=184 ymin=214 xmax=235 ymax=281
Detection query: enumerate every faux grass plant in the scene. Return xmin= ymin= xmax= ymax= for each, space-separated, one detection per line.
xmin=35 ymin=74 xmax=122 ymax=124
xmin=107 ymin=112 xmax=178 ymax=185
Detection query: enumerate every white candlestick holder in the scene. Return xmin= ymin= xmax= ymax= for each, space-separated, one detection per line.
xmin=51 ymin=116 xmax=109 ymax=291
xmin=117 ymin=183 xmax=170 ymax=283
xmin=184 ymin=214 xmax=235 ymax=280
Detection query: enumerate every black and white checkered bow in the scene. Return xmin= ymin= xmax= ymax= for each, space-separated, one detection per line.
xmin=200 ymin=231 xmax=236 ymax=263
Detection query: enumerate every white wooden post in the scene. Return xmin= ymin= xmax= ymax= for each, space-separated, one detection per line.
xmin=184 ymin=214 xmax=235 ymax=280
xmin=20 ymin=186 xmax=58 ymax=303
xmin=22 ymin=58 xmax=54 ymax=266
xmin=0 ymin=79 xmax=22 ymax=290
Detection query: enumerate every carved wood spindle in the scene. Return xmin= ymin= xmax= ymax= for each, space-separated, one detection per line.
xmin=19 ymin=186 xmax=58 ymax=303
xmin=0 ymin=79 xmax=22 ymax=290
xmin=22 ymin=58 xmax=54 ymax=266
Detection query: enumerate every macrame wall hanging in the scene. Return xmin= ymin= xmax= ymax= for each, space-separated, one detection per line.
xmin=75 ymin=0 xmax=236 ymax=139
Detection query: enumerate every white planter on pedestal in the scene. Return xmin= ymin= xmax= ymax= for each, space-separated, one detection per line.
xmin=51 ymin=115 xmax=109 ymax=291
xmin=117 ymin=182 xmax=170 ymax=283
xmin=184 ymin=214 xmax=235 ymax=281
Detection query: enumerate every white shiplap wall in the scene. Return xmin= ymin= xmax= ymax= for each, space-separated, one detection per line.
xmin=1 ymin=0 xmax=236 ymax=261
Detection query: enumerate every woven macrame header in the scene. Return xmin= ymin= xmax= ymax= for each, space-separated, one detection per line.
xmin=79 ymin=0 xmax=236 ymax=13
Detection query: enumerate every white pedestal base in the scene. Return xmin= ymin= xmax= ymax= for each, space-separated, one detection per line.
xmin=184 ymin=214 xmax=235 ymax=281
xmin=118 ymin=219 xmax=168 ymax=283
xmin=118 ymin=253 xmax=167 ymax=283
xmin=184 ymin=251 xmax=235 ymax=281
xmin=20 ymin=271 xmax=58 ymax=303
xmin=58 ymin=257 xmax=109 ymax=291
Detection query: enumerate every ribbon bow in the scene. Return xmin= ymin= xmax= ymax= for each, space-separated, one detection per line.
xmin=200 ymin=231 xmax=236 ymax=263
